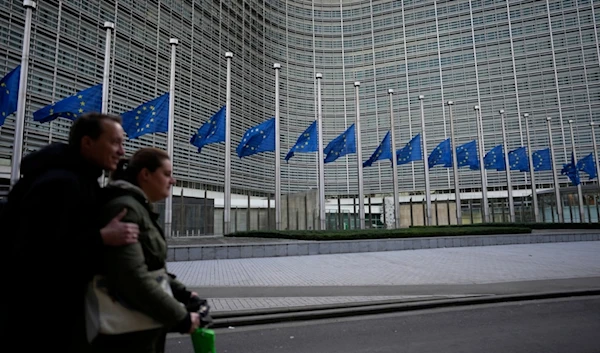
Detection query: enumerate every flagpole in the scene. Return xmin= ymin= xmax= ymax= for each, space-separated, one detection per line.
xmin=523 ymin=113 xmax=539 ymax=222
xmin=354 ymin=82 xmax=365 ymax=229
xmin=474 ymin=105 xmax=490 ymax=222
xmin=48 ymin=1 xmax=62 ymax=145
xmin=590 ymin=122 xmax=600 ymax=189
xmin=499 ymin=109 xmax=515 ymax=222
xmin=273 ymin=63 xmax=281 ymax=230
xmin=101 ymin=22 xmax=114 ymax=113
xmin=568 ymin=120 xmax=585 ymax=222
xmin=224 ymin=52 xmax=233 ymax=235
xmin=418 ymin=95 xmax=432 ymax=226
xmin=546 ymin=117 xmax=564 ymax=222
xmin=446 ymin=101 xmax=462 ymax=225
xmin=10 ymin=0 xmax=36 ymax=188
xmin=388 ymin=89 xmax=400 ymax=229
xmin=316 ymin=73 xmax=326 ymax=230
xmin=165 ymin=38 xmax=178 ymax=238
xmin=99 ymin=21 xmax=114 ymax=187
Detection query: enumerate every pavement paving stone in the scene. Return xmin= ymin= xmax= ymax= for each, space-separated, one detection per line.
xmin=167 ymin=241 xmax=600 ymax=314
xmin=168 ymin=241 xmax=600 ymax=287
xmin=208 ymin=295 xmax=474 ymax=312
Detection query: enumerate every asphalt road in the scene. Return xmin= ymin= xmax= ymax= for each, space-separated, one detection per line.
xmin=166 ymin=295 xmax=600 ymax=353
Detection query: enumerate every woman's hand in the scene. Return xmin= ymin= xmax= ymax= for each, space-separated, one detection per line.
xmin=188 ymin=312 xmax=201 ymax=333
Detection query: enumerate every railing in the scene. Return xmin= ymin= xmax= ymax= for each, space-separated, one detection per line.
xmin=153 ymin=192 xmax=599 ymax=237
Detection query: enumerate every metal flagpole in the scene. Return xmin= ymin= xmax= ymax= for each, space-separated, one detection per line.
xmin=499 ymin=109 xmax=515 ymax=222
xmin=273 ymin=63 xmax=281 ymax=230
xmin=447 ymin=101 xmax=462 ymax=225
xmin=354 ymin=82 xmax=365 ymax=229
xmin=165 ymin=38 xmax=178 ymax=238
xmin=47 ymin=1 xmax=63 ymax=145
xmin=523 ymin=113 xmax=539 ymax=222
xmin=101 ymin=22 xmax=114 ymax=113
xmin=474 ymin=105 xmax=490 ymax=222
xmin=99 ymin=21 xmax=114 ymax=187
xmin=419 ymin=95 xmax=432 ymax=226
xmin=590 ymin=122 xmax=600 ymax=189
xmin=388 ymin=89 xmax=400 ymax=229
xmin=568 ymin=120 xmax=585 ymax=222
xmin=316 ymin=73 xmax=326 ymax=230
xmin=546 ymin=117 xmax=564 ymax=222
xmin=10 ymin=0 xmax=36 ymax=188
xmin=224 ymin=52 xmax=233 ymax=235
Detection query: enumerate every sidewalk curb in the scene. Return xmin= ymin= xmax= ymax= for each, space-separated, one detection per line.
xmin=207 ymin=289 xmax=600 ymax=328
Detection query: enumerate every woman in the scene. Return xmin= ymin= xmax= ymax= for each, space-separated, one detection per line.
xmin=89 ymin=147 xmax=201 ymax=353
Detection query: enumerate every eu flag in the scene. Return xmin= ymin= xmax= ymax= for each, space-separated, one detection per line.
xmin=120 ymin=93 xmax=169 ymax=139
xmin=484 ymin=144 xmax=505 ymax=170
xmin=363 ymin=131 xmax=392 ymax=168
xmin=33 ymin=83 xmax=103 ymax=123
xmin=236 ymin=117 xmax=275 ymax=158
xmin=428 ymin=138 xmax=452 ymax=169
xmin=285 ymin=121 xmax=318 ymax=161
xmin=561 ymin=152 xmax=580 ymax=186
xmin=324 ymin=124 xmax=356 ymax=164
xmin=532 ymin=148 xmax=552 ymax=171
xmin=190 ymin=106 xmax=226 ymax=153
xmin=577 ymin=153 xmax=597 ymax=180
xmin=0 ymin=65 xmax=20 ymax=126
xmin=508 ymin=147 xmax=529 ymax=171
xmin=446 ymin=140 xmax=479 ymax=169
xmin=396 ymin=134 xmax=422 ymax=165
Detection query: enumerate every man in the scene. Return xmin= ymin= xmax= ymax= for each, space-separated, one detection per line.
xmin=1 ymin=112 xmax=139 ymax=351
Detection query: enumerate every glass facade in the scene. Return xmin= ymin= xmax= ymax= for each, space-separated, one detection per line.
xmin=1 ymin=0 xmax=599 ymax=198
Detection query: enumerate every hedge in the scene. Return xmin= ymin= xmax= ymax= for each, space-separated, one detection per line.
xmin=225 ymin=226 xmax=533 ymax=241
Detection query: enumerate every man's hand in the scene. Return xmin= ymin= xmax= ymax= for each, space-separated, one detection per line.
xmin=100 ymin=209 xmax=139 ymax=246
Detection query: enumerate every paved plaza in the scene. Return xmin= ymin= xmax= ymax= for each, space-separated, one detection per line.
xmin=167 ymin=240 xmax=600 ymax=313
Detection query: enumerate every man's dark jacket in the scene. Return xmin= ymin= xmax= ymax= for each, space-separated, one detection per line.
xmin=0 ymin=143 xmax=106 ymax=351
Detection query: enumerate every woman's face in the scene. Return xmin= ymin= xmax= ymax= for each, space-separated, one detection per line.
xmin=139 ymin=158 xmax=176 ymax=202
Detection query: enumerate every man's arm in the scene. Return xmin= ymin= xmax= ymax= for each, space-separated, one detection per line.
xmin=100 ymin=208 xmax=139 ymax=246
xmin=14 ymin=176 xmax=100 ymax=272
xmin=15 ymin=174 xmax=136 ymax=274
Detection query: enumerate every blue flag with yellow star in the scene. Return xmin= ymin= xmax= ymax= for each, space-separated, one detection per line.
xmin=484 ymin=144 xmax=505 ymax=170
xmin=561 ymin=152 xmax=580 ymax=186
xmin=285 ymin=120 xmax=318 ymax=161
xmin=396 ymin=134 xmax=422 ymax=165
xmin=190 ymin=106 xmax=226 ymax=153
xmin=507 ymin=146 xmax=529 ymax=171
xmin=445 ymin=140 xmax=479 ymax=169
xmin=577 ymin=153 xmax=597 ymax=180
xmin=324 ymin=124 xmax=356 ymax=164
xmin=532 ymin=148 xmax=552 ymax=171
xmin=0 ymin=65 xmax=20 ymax=126
xmin=121 ymin=93 xmax=169 ymax=139
xmin=459 ymin=140 xmax=480 ymax=170
xmin=33 ymin=83 xmax=103 ymax=123
xmin=363 ymin=131 xmax=392 ymax=168
xmin=428 ymin=138 xmax=451 ymax=169
xmin=236 ymin=117 xmax=275 ymax=158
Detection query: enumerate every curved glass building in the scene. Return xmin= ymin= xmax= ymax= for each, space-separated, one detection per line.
xmin=1 ymin=0 xmax=599 ymax=201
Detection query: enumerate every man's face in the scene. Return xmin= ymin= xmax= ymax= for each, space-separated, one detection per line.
xmin=82 ymin=120 xmax=125 ymax=171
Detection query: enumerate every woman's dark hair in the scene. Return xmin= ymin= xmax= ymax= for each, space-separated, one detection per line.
xmin=111 ymin=147 xmax=170 ymax=185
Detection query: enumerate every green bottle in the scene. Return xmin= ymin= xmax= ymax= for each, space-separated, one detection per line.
xmin=191 ymin=328 xmax=216 ymax=353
